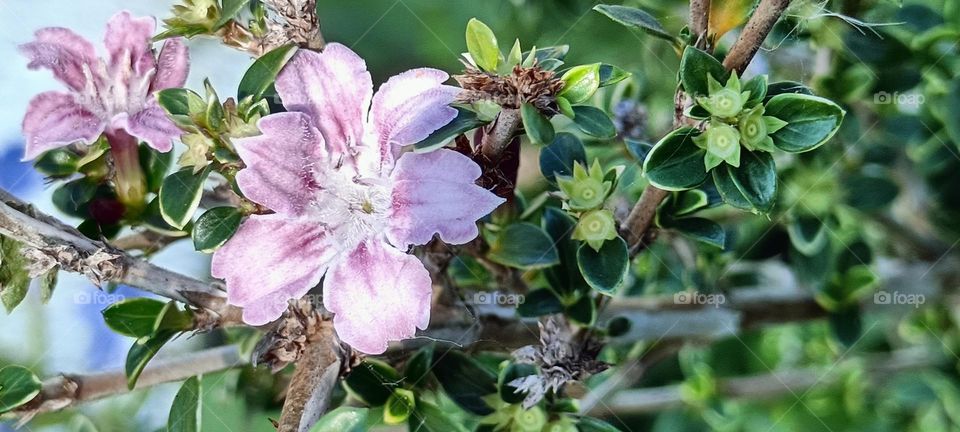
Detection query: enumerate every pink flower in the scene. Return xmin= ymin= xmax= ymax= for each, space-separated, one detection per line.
xmin=20 ymin=11 xmax=189 ymax=160
xmin=211 ymin=44 xmax=504 ymax=354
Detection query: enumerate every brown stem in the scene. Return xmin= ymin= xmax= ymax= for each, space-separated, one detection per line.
xmin=480 ymin=108 xmax=522 ymax=160
xmin=277 ymin=321 xmax=343 ymax=432
xmin=722 ymin=0 xmax=793 ymax=74
xmin=689 ymin=0 xmax=711 ymax=50
xmin=12 ymin=346 xmax=243 ymax=423
xmin=621 ymin=186 xmax=670 ymax=250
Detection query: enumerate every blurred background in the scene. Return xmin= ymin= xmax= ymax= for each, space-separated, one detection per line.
xmin=2 ymin=0 xmax=960 ymax=431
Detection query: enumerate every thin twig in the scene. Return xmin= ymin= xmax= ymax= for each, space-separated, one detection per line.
xmin=722 ymin=0 xmax=793 ymax=74
xmin=276 ymin=321 xmax=343 ymax=432
xmin=690 ymin=0 xmax=711 ymax=50
xmin=480 ymin=108 xmax=522 ymax=160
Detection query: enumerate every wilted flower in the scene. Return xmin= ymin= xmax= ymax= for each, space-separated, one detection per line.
xmin=212 ymin=44 xmax=504 ymax=354
xmin=20 ymin=11 xmax=188 ymax=160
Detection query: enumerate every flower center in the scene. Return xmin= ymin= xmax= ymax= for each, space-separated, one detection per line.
xmin=310 ymin=167 xmax=392 ymax=249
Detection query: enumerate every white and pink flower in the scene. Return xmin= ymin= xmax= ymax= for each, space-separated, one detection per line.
xmin=20 ymin=11 xmax=188 ymax=160
xmin=212 ymin=44 xmax=504 ymax=354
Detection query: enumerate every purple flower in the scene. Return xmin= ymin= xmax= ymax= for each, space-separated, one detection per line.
xmin=19 ymin=11 xmax=189 ymax=160
xmin=212 ymin=44 xmax=504 ymax=354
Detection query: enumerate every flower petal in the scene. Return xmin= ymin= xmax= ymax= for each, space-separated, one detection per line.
xmin=387 ymin=149 xmax=504 ymax=248
xmin=275 ymin=43 xmax=372 ymax=156
xmin=233 ymin=112 xmax=328 ymax=216
xmin=19 ymin=27 xmax=97 ymax=91
xmin=118 ymin=99 xmax=180 ymax=153
xmin=323 ymin=240 xmax=432 ymax=354
xmin=22 ymin=92 xmax=105 ymax=160
xmin=211 ymin=214 xmax=338 ymax=325
xmin=368 ymin=68 xmax=459 ymax=155
xmin=150 ymin=38 xmax=190 ymax=91
xmin=104 ymin=11 xmax=156 ymax=76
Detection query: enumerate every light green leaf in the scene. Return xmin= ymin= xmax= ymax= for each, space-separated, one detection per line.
xmin=312 ymin=407 xmax=369 ymax=432
xmin=521 ymin=102 xmax=555 ymax=145
xmin=0 ymin=236 xmax=30 ymax=313
xmin=465 ymin=18 xmax=499 ymax=72
xmin=0 ymin=366 xmax=42 ymax=413
xmin=559 ymin=63 xmax=601 ymax=104
xmin=168 ymin=376 xmax=202 ymax=432
xmin=384 ymin=389 xmax=416 ymax=425
xmin=593 ymin=4 xmax=677 ymax=43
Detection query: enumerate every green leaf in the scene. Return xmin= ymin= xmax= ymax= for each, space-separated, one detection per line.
xmin=404 ymin=344 xmax=434 ymax=388
xmin=843 ymin=173 xmax=898 ymax=211
xmin=643 ymin=128 xmax=708 ymax=191
xmin=38 ymin=268 xmax=57 ymax=304
xmin=521 ymin=102 xmax=555 ymax=145
xmin=679 ymin=46 xmax=728 ymax=96
xmin=665 ymin=217 xmax=725 ymax=248
xmin=409 ymin=400 xmax=469 ymax=432
xmin=139 ymin=145 xmax=174 ymax=193
xmin=159 ymin=167 xmax=211 ymax=229
xmin=498 ymin=363 xmax=537 ymax=404
xmin=143 ymin=198 xmax=190 ymax=237
xmin=0 ymin=237 xmax=30 ymax=313
xmin=577 ymin=416 xmax=623 ymax=432
xmin=764 ymin=81 xmax=813 ymax=103
xmin=712 ymin=150 xmax=777 ymax=213
xmin=488 ymin=223 xmax=560 ymax=270
xmin=593 ymin=4 xmax=677 ymax=43
xmin=670 ymin=190 xmax=710 ymax=217
xmin=237 ymin=44 xmax=298 ymax=101
xmin=343 ymin=359 xmax=400 ymax=406
xmin=539 ymin=132 xmax=586 ymax=184
xmin=571 ymin=105 xmax=616 ymax=138
xmin=384 ymin=389 xmax=416 ymax=425
xmin=465 ymin=18 xmax=499 ymax=72
xmin=414 ymin=108 xmax=486 ymax=152
xmin=192 ymin=207 xmax=243 ymax=252
xmin=713 ymin=149 xmax=777 ymax=214
xmin=216 ymin=0 xmax=250 ymax=28
xmin=432 ymin=351 xmax=497 ymax=415
xmin=102 ymin=298 xmax=169 ymax=338
xmin=516 ymin=288 xmax=564 ymax=317
xmin=312 ymin=407 xmax=369 ymax=432
xmin=742 ymin=74 xmax=768 ymax=107
xmin=0 ymin=366 xmax=41 ymax=413
xmin=606 ymin=316 xmax=632 ymax=337
xmin=764 ymin=93 xmax=845 ymax=153
xmin=542 ymin=207 xmax=589 ymax=298
xmin=828 ymin=306 xmax=862 ymax=348
xmin=566 ymin=292 xmax=597 ymax=325
xmin=559 ymin=63 xmax=601 ymax=104
xmin=156 ymin=88 xmax=206 ymax=128
xmin=787 ymin=216 xmax=828 ymax=256
xmin=34 ymin=148 xmax=81 ymax=177
xmin=168 ymin=376 xmax=202 ymax=432
xmin=599 ymin=64 xmax=632 ymax=87
xmin=126 ymin=330 xmax=177 ymax=389
xmin=52 ymin=177 xmax=99 ymax=218
xmin=69 ymin=415 xmax=100 ymax=432
xmin=577 ymin=237 xmax=629 ymax=294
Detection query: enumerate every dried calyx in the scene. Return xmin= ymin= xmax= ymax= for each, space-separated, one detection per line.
xmin=455 ymin=65 xmax=564 ymax=114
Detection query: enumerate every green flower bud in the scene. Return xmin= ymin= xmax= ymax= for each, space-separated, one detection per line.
xmin=512 ymin=406 xmax=547 ymax=432
xmin=572 ymin=209 xmax=618 ymax=251
xmin=695 ymin=73 xmax=750 ymax=119
xmin=738 ymin=106 xmax=788 ymax=152
xmin=557 ymin=160 xmax=612 ymax=211
xmin=543 ymin=417 xmax=579 ymax=432
xmin=694 ymin=122 xmax=741 ymax=170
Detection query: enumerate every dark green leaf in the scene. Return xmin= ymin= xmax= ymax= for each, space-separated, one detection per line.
xmin=542 ymin=208 xmax=589 ymax=298
xmin=414 ymin=108 xmax=486 ymax=151
xmin=156 ymin=88 xmax=205 ymax=128
xmin=488 ymin=223 xmax=560 ymax=270
xmin=606 ymin=316 xmax=632 ymax=337
xmin=432 ymin=351 xmax=496 ymax=415
xmin=167 ymin=376 xmax=202 ymax=432
xmin=843 ymin=173 xmax=898 ymax=211
xmin=0 ymin=366 xmax=42 ymax=413
xmin=102 ymin=298 xmax=169 ymax=338
xmin=192 ymin=207 xmax=243 ymax=252
xmin=139 ymin=145 xmax=174 ymax=193
xmin=742 ymin=74 xmax=768 ymax=106
xmin=52 ymin=177 xmax=99 ymax=218
xmin=763 ymin=81 xmax=813 ymax=104
xmin=828 ymin=306 xmax=862 ymax=348
xmin=404 ymin=344 xmax=434 ymax=388
xmin=643 ymin=128 xmax=708 ymax=191
xmin=577 ymin=416 xmax=623 ymax=432
xmin=593 ymin=4 xmax=677 ymax=43
xmin=599 ymin=64 xmax=632 ymax=87
xmin=343 ymin=359 xmax=400 ymax=406
xmin=571 ymin=105 xmax=616 ymax=138
xmin=408 ymin=400 xmax=469 ymax=432
xmin=216 ymin=0 xmax=251 ymax=28
xmin=566 ymin=292 xmax=597 ymax=325
xmin=787 ymin=215 xmax=828 ymax=256
xmin=577 ymin=237 xmax=629 ymax=294
xmin=159 ymin=167 xmax=211 ymax=229
xmin=0 ymin=237 xmax=30 ymax=313
xmin=126 ymin=330 xmax=177 ymax=389
xmin=625 ymin=139 xmax=653 ymax=161
xmin=312 ymin=407 xmax=369 ymax=432
xmin=679 ymin=46 xmax=728 ymax=96
xmin=34 ymin=148 xmax=81 ymax=177
xmin=539 ymin=132 xmax=586 ymax=183
xmin=521 ymin=102 xmax=555 ymax=144
xmin=712 ymin=150 xmax=777 ymax=213
xmin=764 ymin=93 xmax=845 ymax=153
xmin=516 ymin=288 xmax=564 ymax=317
xmin=143 ymin=198 xmax=189 ymax=237
xmin=237 ymin=44 xmax=298 ymax=101
xmin=666 ymin=217 xmax=725 ymax=248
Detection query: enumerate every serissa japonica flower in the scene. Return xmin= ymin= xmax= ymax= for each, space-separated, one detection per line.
xmin=212 ymin=44 xmax=504 ymax=354
xmin=20 ymin=11 xmax=188 ymax=160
